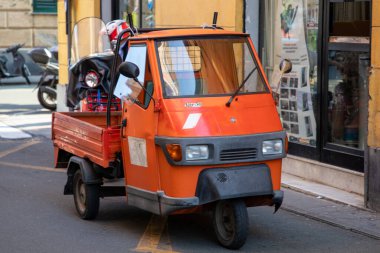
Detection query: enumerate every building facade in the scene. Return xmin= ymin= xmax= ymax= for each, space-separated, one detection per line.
xmin=367 ymin=0 xmax=380 ymax=211
xmin=57 ymin=0 xmax=380 ymax=211
xmin=0 ymin=0 xmax=57 ymax=48
xmin=254 ymin=0 xmax=380 ymax=211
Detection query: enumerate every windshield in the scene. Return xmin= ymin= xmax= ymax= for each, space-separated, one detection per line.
xmin=70 ymin=17 xmax=112 ymax=66
xmin=156 ymin=36 xmax=268 ymax=98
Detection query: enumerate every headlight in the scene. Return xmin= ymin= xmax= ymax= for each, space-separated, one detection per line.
xmin=185 ymin=145 xmax=209 ymax=161
xmin=85 ymin=71 xmax=100 ymax=87
xmin=262 ymin=140 xmax=283 ymax=155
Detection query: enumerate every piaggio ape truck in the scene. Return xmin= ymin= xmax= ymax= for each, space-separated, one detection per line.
xmin=52 ymin=17 xmax=291 ymax=249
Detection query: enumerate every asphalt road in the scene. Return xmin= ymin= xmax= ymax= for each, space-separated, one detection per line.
xmin=1 ymin=85 xmax=380 ymax=253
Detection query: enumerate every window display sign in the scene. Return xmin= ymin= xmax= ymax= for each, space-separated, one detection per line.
xmin=272 ymin=0 xmax=317 ymax=146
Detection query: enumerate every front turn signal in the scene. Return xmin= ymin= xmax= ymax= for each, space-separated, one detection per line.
xmin=166 ymin=144 xmax=182 ymax=162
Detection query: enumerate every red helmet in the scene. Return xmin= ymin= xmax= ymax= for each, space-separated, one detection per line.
xmin=105 ymin=20 xmax=129 ymax=42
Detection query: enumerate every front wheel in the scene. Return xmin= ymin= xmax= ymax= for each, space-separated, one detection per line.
xmin=73 ymin=170 xmax=100 ymax=220
xmin=38 ymin=85 xmax=57 ymax=111
xmin=213 ymin=199 xmax=249 ymax=250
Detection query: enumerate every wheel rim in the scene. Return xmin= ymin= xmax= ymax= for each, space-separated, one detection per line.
xmin=215 ymin=202 xmax=235 ymax=241
xmin=42 ymin=92 xmax=56 ymax=106
xmin=75 ymin=176 xmax=86 ymax=214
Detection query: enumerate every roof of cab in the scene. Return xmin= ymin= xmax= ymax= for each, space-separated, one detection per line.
xmin=130 ymin=28 xmax=248 ymax=40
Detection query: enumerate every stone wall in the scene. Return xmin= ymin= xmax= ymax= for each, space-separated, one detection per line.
xmin=0 ymin=0 xmax=57 ymax=48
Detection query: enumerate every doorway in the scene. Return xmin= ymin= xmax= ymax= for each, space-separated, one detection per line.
xmin=320 ymin=0 xmax=370 ymax=171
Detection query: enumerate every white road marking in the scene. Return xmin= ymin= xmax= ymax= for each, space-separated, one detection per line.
xmin=0 ymin=122 xmax=31 ymax=139
xmin=0 ymin=111 xmax=52 ymax=139
xmin=182 ymin=113 xmax=201 ymax=130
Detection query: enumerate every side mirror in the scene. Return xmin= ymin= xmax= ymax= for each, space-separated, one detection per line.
xmin=279 ymin=59 xmax=292 ymax=74
xmin=119 ymin=61 xmax=140 ymax=79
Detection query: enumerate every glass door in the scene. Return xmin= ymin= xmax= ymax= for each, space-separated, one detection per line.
xmin=321 ymin=0 xmax=370 ymax=171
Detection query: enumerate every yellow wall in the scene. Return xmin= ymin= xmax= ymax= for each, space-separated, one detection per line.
xmin=57 ymin=0 xmax=100 ymax=85
xmin=155 ymin=0 xmax=243 ymax=31
xmin=368 ymin=1 xmax=380 ymax=147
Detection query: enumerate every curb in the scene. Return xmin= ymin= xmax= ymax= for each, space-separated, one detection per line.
xmin=281 ymin=187 xmax=380 ymax=240
xmin=281 ymin=182 xmax=369 ymax=211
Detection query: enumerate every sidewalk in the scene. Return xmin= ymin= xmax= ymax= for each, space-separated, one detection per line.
xmin=282 ymin=173 xmax=364 ymax=209
xmin=282 ymin=173 xmax=380 ymax=240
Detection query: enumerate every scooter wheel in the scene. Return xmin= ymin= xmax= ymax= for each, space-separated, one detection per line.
xmin=73 ymin=170 xmax=100 ymax=220
xmin=37 ymin=86 xmax=57 ymax=111
xmin=213 ymin=199 xmax=248 ymax=249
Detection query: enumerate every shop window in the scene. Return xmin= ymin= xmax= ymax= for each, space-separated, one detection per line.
xmin=117 ymin=0 xmax=155 ymax=28
xmin=327 ymin=51 xmax=369 ymax=149
xmin=262 ymin=0 xmax=319 ymax=148
xmin=33 ymin=0 xmax=57 ymax=14
xmin=260 ymin=0 xmax=370 ymax=171
xmin=326 ymin=0 xmax=370 ymax=151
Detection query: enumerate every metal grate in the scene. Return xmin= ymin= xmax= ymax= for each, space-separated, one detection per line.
xmin=220 ymin=148 xmax=257 ymax=161
xmin=160 ymin=45 xmax=201 ymax=72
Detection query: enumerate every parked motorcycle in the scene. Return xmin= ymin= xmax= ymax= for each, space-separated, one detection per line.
xmin=29 ymin=47 xmax=58 ymax=111
xmin=66 ymin=17 xmax=120 ymax=112
xmin=0 ymin=43 xmax=31 ymax=85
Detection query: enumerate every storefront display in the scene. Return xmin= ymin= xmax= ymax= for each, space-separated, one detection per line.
xmin=260 ymin=0 xmax=370 ymax=171
xmin=268 ymin=0 xmax=318 ymax=147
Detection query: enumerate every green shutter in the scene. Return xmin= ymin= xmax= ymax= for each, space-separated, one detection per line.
xmin=33 ymin=0 xmax=57 ymax=13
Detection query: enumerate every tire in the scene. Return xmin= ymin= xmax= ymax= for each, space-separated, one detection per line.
xmin=73 ymin=170 xmax=100 ymax=220
xmin=213 ymin=199 xmax=249 ymax=250
xmin=38 ymin=86 xmax=57 ymax=111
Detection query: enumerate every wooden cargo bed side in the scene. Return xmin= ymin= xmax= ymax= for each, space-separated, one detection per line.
xmin=52 ymin=112 xmax=122 ymax=168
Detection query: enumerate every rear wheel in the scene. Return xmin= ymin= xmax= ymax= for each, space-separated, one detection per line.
xmin=73 ymin=170 xmax=100 ymax=220
xmin=38 ymin=85 xmax=57 ymax=111
xmin=213 ymin=199 xmax=248 ymax=249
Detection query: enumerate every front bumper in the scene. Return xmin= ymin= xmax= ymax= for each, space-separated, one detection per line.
xmin=126 ymin=186 xmax=199 ymax=216
xmin=127 ymin=164 xmax=283 ymax=215
xmin=195 ymin=164 xmax=275 ymax=204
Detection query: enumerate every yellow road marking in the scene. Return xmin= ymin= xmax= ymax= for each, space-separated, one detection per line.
xmin=0 ymin=140 xmax=64 ymax=172
xmin=0 ymin=139 xmax=40 ymax=158
xmin=0 ymin=161 xmax=64 ymax=173
xmin=134 ymin=215 xmax=179 ymax=253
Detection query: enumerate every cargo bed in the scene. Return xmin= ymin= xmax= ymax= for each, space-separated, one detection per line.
xmin=52 ymin=112 xmax=122 ymax=168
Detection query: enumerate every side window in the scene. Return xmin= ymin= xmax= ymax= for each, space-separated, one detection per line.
xmin=114 ymin=44 xmax=153 ymax=108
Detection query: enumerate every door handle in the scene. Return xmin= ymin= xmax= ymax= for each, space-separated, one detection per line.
xmin=121 ymin=118 xmax=127 ymax=138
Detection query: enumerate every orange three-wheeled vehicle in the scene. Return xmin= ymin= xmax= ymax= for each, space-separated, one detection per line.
xmin=52 ymin=17 xmax=291 ymax=249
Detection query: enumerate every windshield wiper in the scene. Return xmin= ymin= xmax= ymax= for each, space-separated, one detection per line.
xmin=226 ymin=66 xmax=257 ymax=107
